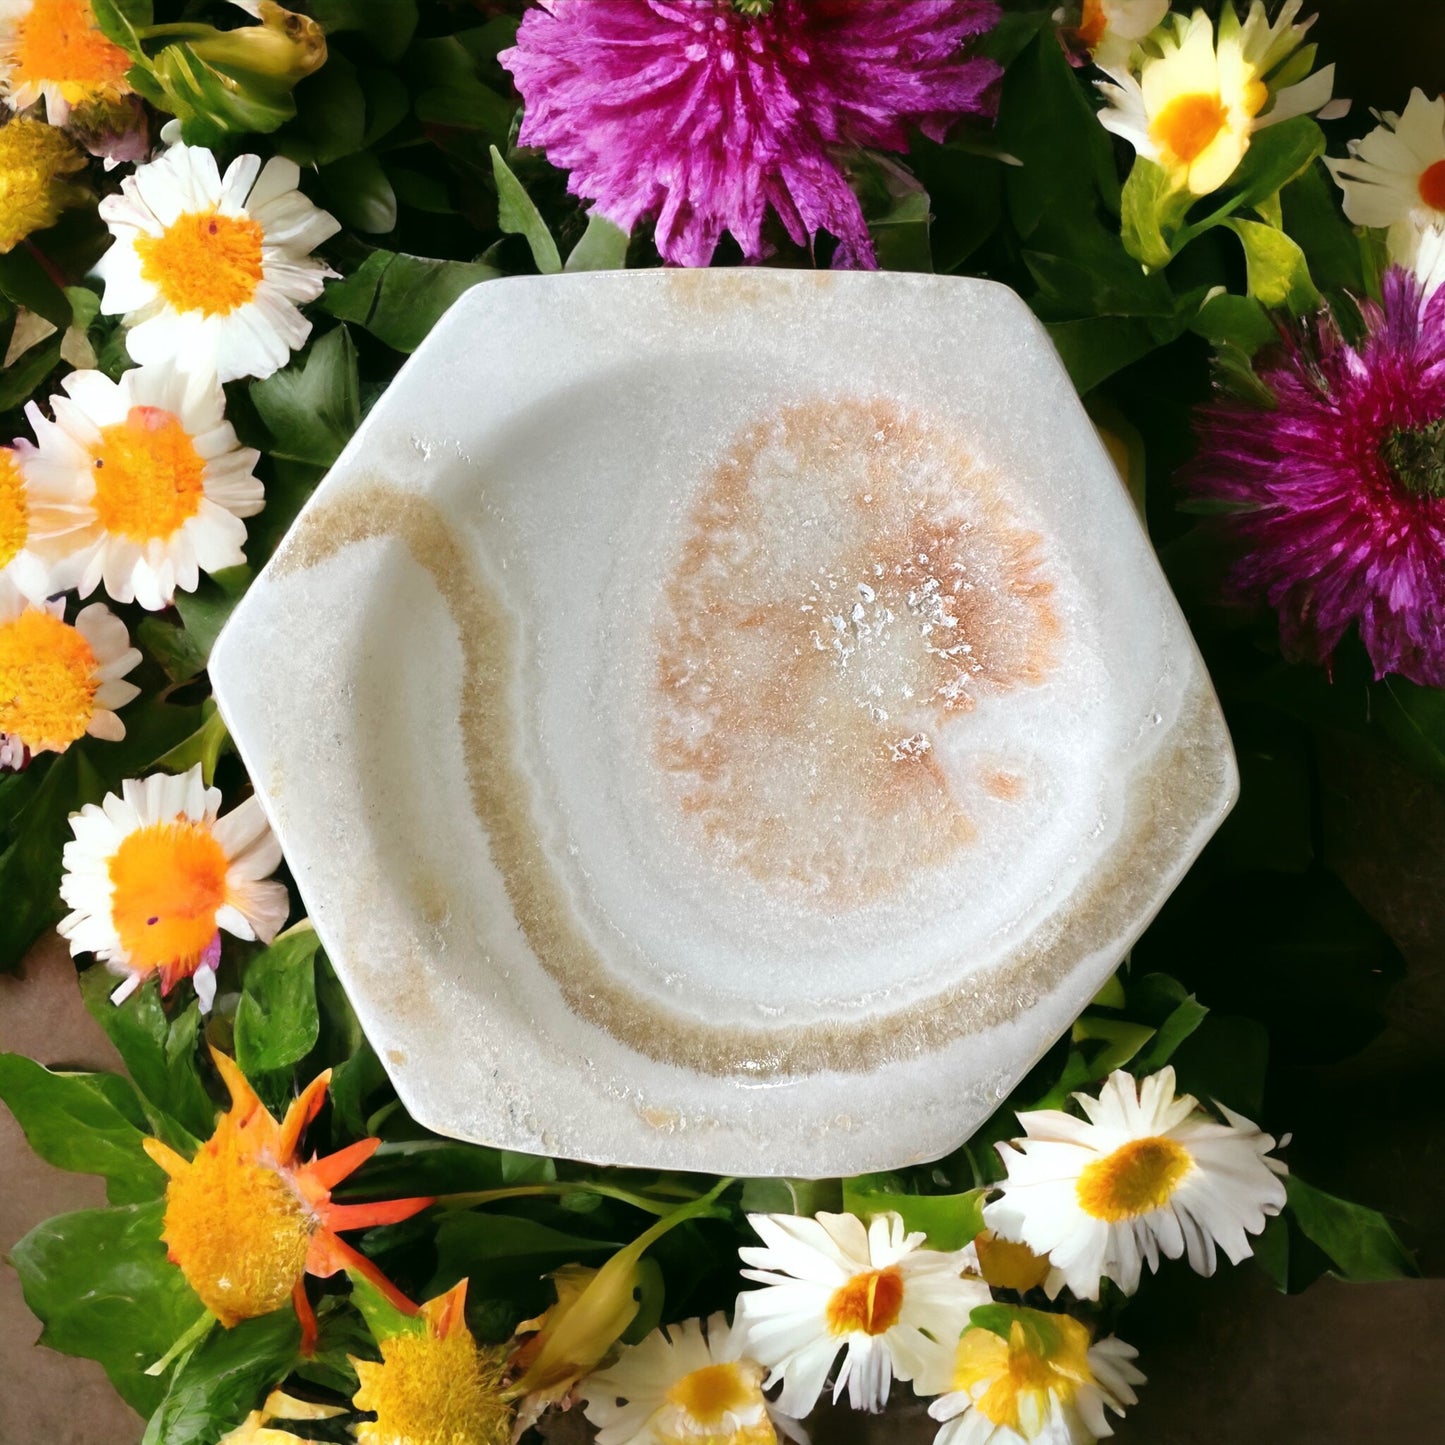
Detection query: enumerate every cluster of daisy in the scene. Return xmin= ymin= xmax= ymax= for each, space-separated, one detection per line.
xmin=2 ymin=0 xmax=343 ymax=1007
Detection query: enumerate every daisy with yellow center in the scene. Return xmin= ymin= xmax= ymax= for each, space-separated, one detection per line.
xmin=0 ymin=582 xmax=138 ymax=768
xmin=1327 ymin=90 xmax=1445 ymax=286
xmin=1 ymin=442 xmax=89 ymax=599
xmin=983 ymin=1067 xmax=1287 ymax=1302
xmin=58 ymin=763 xmax=290 ymax=1008
xmin=734 ymin=1211 xmax=989 ymax=1418
xmin=580 ymin=1312 xmax=800 ymax=1445
xmin=916 ymin=1308 xmax=1144 ymax=1445
xmin=0 ymin=114 xmax=86 ymax=251
xmin=351 ymin=1278 xmax=513 ymax=1445
xmin=23 ymin=360 xmax=263 ymax=609
xmin=0 ymin=0 xmax=131 ymax=123
xmin=1096 ymin=1 xmax=1336 ymax=197
xmin=143 ymin=1048 xmax=434 ymax=1350
xmin=95 ymin=140 xmax=339 ymax=382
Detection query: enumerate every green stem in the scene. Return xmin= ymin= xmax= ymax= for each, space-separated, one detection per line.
xmin=135 ymin=22 xmax=219 ymax=40
xmin=144 ymin=1310 xmax=215 ymax=1377
xmin=432 ymin=1181 xmax=697 ymax=1216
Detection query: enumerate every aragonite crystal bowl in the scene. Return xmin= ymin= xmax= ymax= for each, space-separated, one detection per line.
xmin=211 ymin=270 xmax=1237 ymax=1178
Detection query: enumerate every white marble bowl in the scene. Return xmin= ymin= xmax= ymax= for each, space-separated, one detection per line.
xmin=211 ymin=270 xmax=1236 ymax=1178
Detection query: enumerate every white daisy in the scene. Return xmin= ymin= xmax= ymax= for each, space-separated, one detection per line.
xmin=22 ymin=359 xmax=263 ymax=610
xmin=734 ymin=1212 xmax=989 ymax=1418
xmin=0 ymin=0 xmax=133 ymax=123
xmin=1097 ymin=1 xmax=1336 ymax=197
xmin=94 ymin=141 xmax=339 ymax=382
xmin=983 ymin=1067 xmax=1286 ymax=1302
xmin=59 ymin=762 xmax=289 ymax=1010
xmin=915 ymin=1310 xmax=1144 ymax=1445
xmin=1068 ymin=0 xmax=1170 ymax=72
xmin=580 ymin=1312 xmax=801 ymax=1445
xmin=1326 ymin=90 xmax=1445 ymax=275
xmin=0 ymin=582 xmax=139 ymax=768
xmin=0 ymin=440 xmax=86 ymax=601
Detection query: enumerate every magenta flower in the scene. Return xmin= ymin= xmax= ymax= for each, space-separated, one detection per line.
xmin=499 ymin=0 xmax=1001 ymax=269
xmin=1188 ymin=268 xmax=1445 ymax=686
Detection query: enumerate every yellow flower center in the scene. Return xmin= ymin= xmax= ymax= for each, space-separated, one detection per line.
xmin=955 ymin=1317 xmax=1095 ymax=1434
xmin=136 ymin=209 xmax=266 ymax=316
xmin=108 ymin=819 xmax=230 ymax=971
xmin=1075 ymin=1135 xmax=1193 ymax=1221
xmin=0 ymin=449 xmax=28 ymax=569
xmin=0 ymin=608 xmax=96 ymax=752
xmin=11 ymin=0 xmax=131 ymax=101
xmin=1150 ymin=92 xmax=1230 ymax=165
xmin=353 ymin=1323 xmax=512 ymax=1445
xmin=1419 ymin=159 xmax=1445 ymax=212
xmin=91 ymin=405 xmax=207 ymax=542
xmin=159 ymin=1119 xmax=315 ymax=1326
xmin=975 ymin=1231 xmax=1053 ymax=1293
xmin=665 ymin=1362 xmax=766 ymax=1432
xmin=0 ymin=116 xmax=87 ymax=253
xmin=825 ymin=1266 xmax=905 ymax=1337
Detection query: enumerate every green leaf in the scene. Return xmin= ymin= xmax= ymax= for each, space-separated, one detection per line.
xmin=1121 ymin=158 xmax=1192 ymax=270
xmin=1376 ymin=676 xmax=1445 ymax=786
xmin=565 ymin=213 xmax=632 ymax=273
xmin=347 ymin=1267 xmax=426 ymax=1342
xmin=141 ymin=1311 xmax=301 ymax=1445
xmin=1169 ymin=1013 xmax=1270 ymax=1118
xmin=1133 ymin=993 xmax=1209 ymax=1072
xmin=1071 ymin=1016 xmax=1156 ymax=1075
xmin=249 ymin=325 xmax=360 ymax=467
xmin=171 ymin=565 xmax=252 ymax=664
xmin=88 ymin=0 xmax=150 ymax=51
xmin=490 ymin=147 xmax=563 ymax=275
xmin=1226 ymin=218 xmax=1320 ymax=313
xmin=234 ymin=927 xmax=321 ymax=1078
xmin=280 ymin=55 xmax=367 ymax=166
xmin=80 ymin=967 xmax=213 ymax=1146
xmin=11 ymin=1202 xmax=205 ymax=1415
xmin=738 ymin=1178 xmax=844 ymax=1216
xmin=321 ymin=248 xmax=496 ymax=352
xmin=968 ymin=1303 xmax=1067 ymax=1352
xmin=869 ymin=187 xmax=934 ymax=273
xmin=0 ymin=1055 xmax=164 ymax=1205
xmin=407 ymin=34 xmax=514 ymax=139
xmin=1285 ymin=1176 xmax=1417 ymax=1282
xmin=337 ymin=1138 xmax=555 ymax=1198
xmin=310 ymin=0 xmax=418 ymax=60
xmin=1191 ymin=291 xmax=1276 ymax=355
xmin=843 ymin=1182 xmax=987 ymax=1251
xmin=144 ymin=41 xmax=300 ymax=148
xmin=0 ymin=331 xmax=62 ymax=411
xmin=1044 ymin=316 xmax=1168 ymax=396
xmin=320 ymin=152 xmax=398 ymax=235
xmin=1253 ymin=1212 xmax=1289 ymax=1290
xmin=0 ymin=240 xmax=72 ymax=328
xmin=1281 ymin=164 xmax=1366 ymax=296
xmin=432 ymin=1213 xmax=616 ymax=1293
xmin=152 ymin=703 xmax=231 ymax=787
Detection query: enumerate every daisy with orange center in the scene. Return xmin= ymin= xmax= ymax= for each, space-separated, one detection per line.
xmin=351 ymin=1278 xmax=513 ymax=1445
xmin=982 ymin=1067 xmax=1287 ymax=1302
xmin=734 ymin=1211 xmax=989 ymax=1418
xmin=0 ymin=581 xmax=139 ymax=769
xmin=95 ymin=141 xmax=339 ymax=382
xmin=23 ymin=360 xmax=263 ymax=609
xmin=1064 ymin=0 xmax=1168 ymax=71
xmin=58 ymin=763 xmax=290 ymax=1009
xmin=143 ymin=1047 xmax=434 ymax=1351
xmin=0 ymin=0 xmax=131 ymax=123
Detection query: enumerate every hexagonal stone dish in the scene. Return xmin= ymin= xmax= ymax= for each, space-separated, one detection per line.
xmin=211 ymin=270 xmax=1236 ymax=1178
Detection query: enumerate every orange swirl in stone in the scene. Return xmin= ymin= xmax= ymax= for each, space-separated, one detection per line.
xmin=655 ymin=400 xmax=1060 ymax=906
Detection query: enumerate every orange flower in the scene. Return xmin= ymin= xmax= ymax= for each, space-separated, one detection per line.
xmin=143 ymin=1049 xmax=433 ymax=1352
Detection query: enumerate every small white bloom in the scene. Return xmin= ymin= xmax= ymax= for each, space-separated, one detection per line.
xmin=916 ymin=1310 xmax=1144 ymax=1445
xmin=1069 ymin=0 xmax=1171 ymax=72
xmin=0 ymin=583 xmax=139 ymax=767
xmin=0 ymin=440 xmax=88 ymax=601
xmin=59 ymin=762 xmax=289 ymax=1007
xmin=23 ymin=359 xmax=263 ymax=610
xmin=1327 ymin=89 xmax=1445 ymax=278
xmin=94 ymin=141 xmax=339 ymax=382
xmin=580 ymin=1312 xmax=801 ymax=1445
xmin=984 ymin=1067 xmax=1287 ymax=1302
xmin=1097 ymin=1 xmax=1336 ymax=197
xmin=734 ymin=1211 xmax=989 ymax=1418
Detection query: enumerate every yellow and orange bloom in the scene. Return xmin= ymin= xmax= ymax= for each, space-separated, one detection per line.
xmin=142 ymin=1048 xmax=435 ymax=1352
xmin=22 ymin=360 xmax=264 ymax=610
xmin=0 ymin=584 xmax=139 ymax=768
xmin=915 ymin=1309 xmax=1145 ymax=1445
xmin=0 ymin=0 xmax=132 ymax=123
xmin=1064 ymin=0 xmax=1169 ymax=71
xmin=58 ymin=764 xmax=289 ymax=1008
xmin=0 ymin=113 xmax=86 ymax=251
xmin=95 ymin=141 xmax=339 ymax=382
xmin=351 ymin=1278 xmax=513 ymax=1445
xmin=983 ymin=1067 xmax=1287 ymax=1301
xmin=734 ymin=1211 xmax=989 ymax=1418
xmin=219 ymin=1389 xmax=343 ymax=1445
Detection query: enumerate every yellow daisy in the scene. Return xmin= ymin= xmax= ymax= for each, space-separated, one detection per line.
xmin=351 ymin=1278 xmax=514 ymax=1445
xmin=916 ymin=1309 xmax=1144 ymax=1445
xmin=94 ymin=140 xmax=339 ymax=382
xmin=1096 ymin=1 xmax=1335 ymax=197
xmin=22 ymin=359 xmax=263 ymax=610
xmin=57 ymin=763 xmax=289 ymax=1007
xmin=0 ymin=0 xmax=132 ymax=123
xmin=0 ymin=113 xmax=86 ymax=251
xmin=0 ymin=583 xmax=138 ymax=768
xmin=143 ymin=1048 xmax=434 ymax=1350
